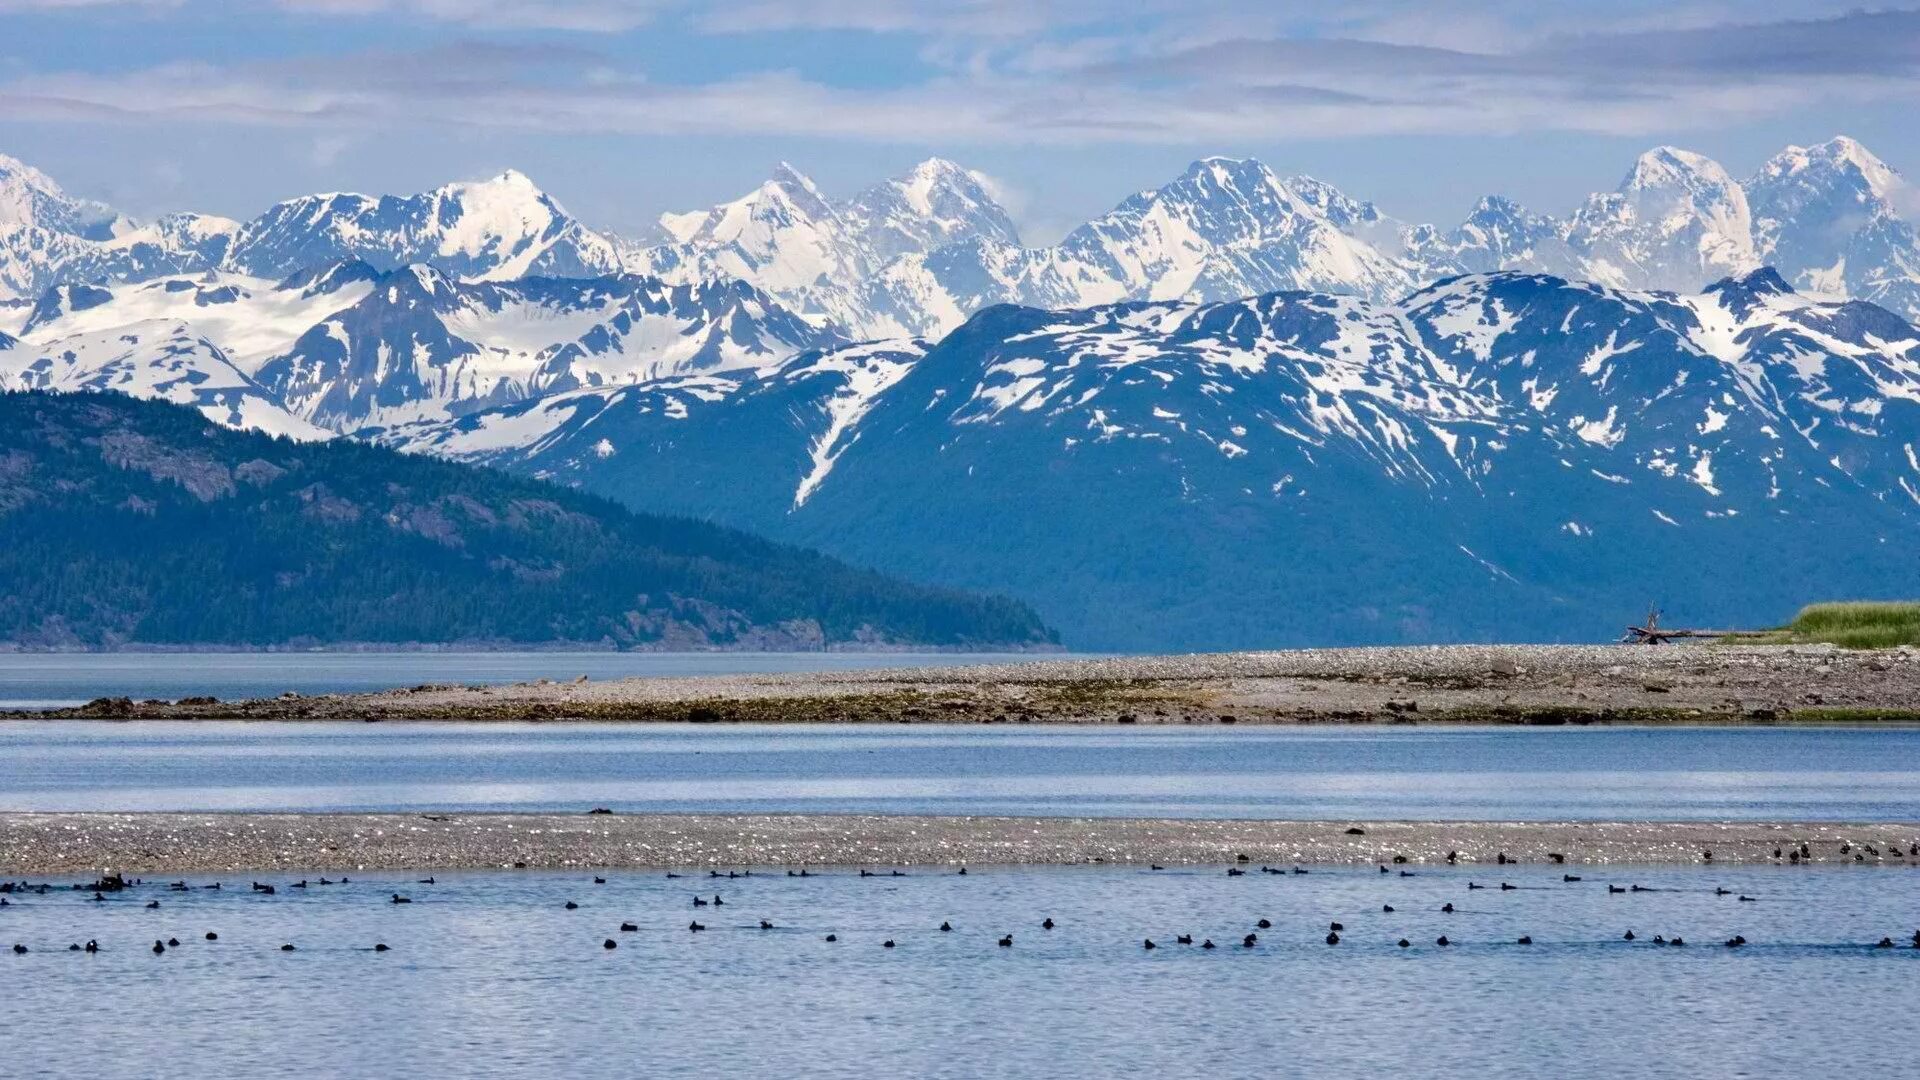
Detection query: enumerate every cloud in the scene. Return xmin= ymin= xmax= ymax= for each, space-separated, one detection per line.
xmin=275 ymin=0 xmax=665 ymax=31
xmin=2 ymin=5 xmax=1918 ymax=145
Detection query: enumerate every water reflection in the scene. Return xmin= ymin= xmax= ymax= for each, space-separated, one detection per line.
xmin=4 ymin=722 xmax=1919 ymax=819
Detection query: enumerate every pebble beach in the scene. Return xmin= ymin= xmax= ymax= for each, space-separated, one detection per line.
xmin=4 ymin=812 xmax=1917 ymax=875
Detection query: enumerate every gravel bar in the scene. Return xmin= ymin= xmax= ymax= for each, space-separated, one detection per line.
xmin=15 ymin=643 xmax=1920 ymax=724
xmin=3 ymin=813 xmax=1917 ymax=875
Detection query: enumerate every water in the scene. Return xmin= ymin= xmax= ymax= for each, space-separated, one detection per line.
xmin=1 ymin=863 xmax=1913 ymax=1078
xmin=0 ymin=651 xmax=1080 ymax=709
xmin=6 ymin=722 xmax=1920 ymax=819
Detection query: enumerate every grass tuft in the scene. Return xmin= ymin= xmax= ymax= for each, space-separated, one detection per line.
xmin=1741 ymin=601 xmax=1920 ymax=649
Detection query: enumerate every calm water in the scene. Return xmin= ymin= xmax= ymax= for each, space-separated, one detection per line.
xmin=0 ymin=651 xmax=1080 ymax=709
xmin=6 ymin=722 xmax=1920 ymax=819
xmin=2 ymin=863 xmax=1914 ymax=1079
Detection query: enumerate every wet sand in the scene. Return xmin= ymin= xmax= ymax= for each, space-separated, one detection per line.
xmin=13 ymin=644 xmax=1920 ymax=725
xmin=3 ymin=812 xmax=1915 ymax=875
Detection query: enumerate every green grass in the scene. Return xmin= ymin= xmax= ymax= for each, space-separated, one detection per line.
xmin=1735 ymin=601 xmax=1920 ymax=649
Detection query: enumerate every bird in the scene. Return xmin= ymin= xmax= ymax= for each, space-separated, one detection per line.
xmin=940 ymin=921 xmax=952 ymax=932
xmin=167 ymin=937 xmax=179 ymax=947
xmin=825 ymin=934 xmax=838 ymax=942
xmin=1143 ymin=939 xmax=1157 ymax=950
xmin=1563 ymin=875 xmax=1581 ymax=882
xmin=205 ymin=932 xmax=217 ymax=941
xmin=1382 ymin=905 xmax=1395 ymax=913
xmin=760 ymin=920 xmax=774 ymax=930
xmin=1623 ymin=930 xmax=1636 ymax=941
xmin=1738 ymin=895 xmax=1757 ymax=902
xmin=689 ymin=921 xmax=705 ymax=932
xmin=1257 ymin=919 xmax=1272 ymax=929
xmin=956 ymin=868 xmax=966 ymax=876
xmin=145 ymin=900 xmax=160 ymax=910
xmin=1500 ymin=883 xmax=1516 ymax=891
xmin=1201 ymin=939 xmax=1216 ymax=949
xmin=1176 ymin=935 xmax=1193 ymax=945
xmin=564 ymin=901 xmax=578 ymax=910
xmin=1726 ymin=936 xmax=1747 ymax=948
xmin=1226 ymin=868 xmax=1245 ymax=877
xmin=1436 ymin=936 xmax=1451 ymax=947
xmin=391 ymin=894 xmax=411 ymax=904
xmin=418 ymin=877 xmax=435 ymax=885
xmin=713 ymin=896 xmax=725 ymax=906
xmin=1441 ymin=903 xmax=1454 ymax=913
xmin=692 ymin=897 xmax=708 ymax=907
xmin=84 ymin=940 xmax=98 ymax=953
xmin=1516 ymin=936 xmax=1532 ymax=945
xmin=1328 ymin=922 xmax=1343 ymax=932
xmin=1397 ymin=939 xmax=1411 ymax=948
xmin=1876 ymin=937 xmax=1895 ymax=949
xmin=603 ymin=939 xmax=617 ymax=950
xmin=620 ymin=922 xmax=638 ymax=932
xmin=152 ymin=940 xmax=165 ymax=954
xmin=374 ymin=943 xmax=390 ymax=952
xmin=1468 ymin=882 xmax=1484 ymax=891
xmin=1325 ymin=931 xmax=1340 ymax=945
xmin=998 ymin=935 xmax=1014 ymax=947
xmin=882 ymin=939 xmax=894 ymax=948
xmin=280 ymin=944 xmax=296 ymax=952
xmin=1150 ymin=865 xmax=1165 ymax=871
xmin=12 ymin=944 xmax=26 ymax=955
xmin=1042 ymin=918 xmax=1055 ymax=930
xmin=593 ymin=877 xmax=606 ymax=885
xmin=1608 ymin=885 xmax=1626 ymax=894
xmin=1242 ymin=934 xmax=1257 ymax=948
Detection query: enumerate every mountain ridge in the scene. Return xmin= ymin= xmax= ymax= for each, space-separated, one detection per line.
xmin=0 ymin=388 xmax=1056 ymax=651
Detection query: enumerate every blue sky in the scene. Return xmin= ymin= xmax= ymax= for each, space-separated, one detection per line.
xmin=4 ymin=0 xmax=1919 ymax=242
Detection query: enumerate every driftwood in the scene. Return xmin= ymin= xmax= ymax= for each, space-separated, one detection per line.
xmin=1620 ymin=607 xmax=1741 ymax=645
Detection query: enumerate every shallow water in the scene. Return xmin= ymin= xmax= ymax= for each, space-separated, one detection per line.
xmin=0 ymin=651 xmax=1079 ymax=709
xmin=5 ymin=722 xmax=1920 ymax=819
xmin=1 ymin=864 xmax=1913 ymax=1079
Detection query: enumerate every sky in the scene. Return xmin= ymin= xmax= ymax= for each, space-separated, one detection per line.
xmin=4 ymin=0 xmax=1920 ymax=243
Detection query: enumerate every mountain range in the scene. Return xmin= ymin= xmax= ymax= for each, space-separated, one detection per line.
xmin=4 ymin=137 xmax=1919 ymax=648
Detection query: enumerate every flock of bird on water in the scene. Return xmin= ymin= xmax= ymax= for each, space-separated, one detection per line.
xmin=6 ymin=840 xmax=1920 ymax=959
xmin=3 ymin=837 xmax=1920 ymax=953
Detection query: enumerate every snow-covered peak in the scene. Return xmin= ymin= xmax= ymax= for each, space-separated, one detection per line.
xmin=844 ymin=157 xmax=1020 ymax=263
xmin=222 ymin=170 xmax=622 ymax=283
xmin=1756 ymin=135 xmax=1902 ymax=204
xmin=0 ymin=151 xmax=129 ymax=240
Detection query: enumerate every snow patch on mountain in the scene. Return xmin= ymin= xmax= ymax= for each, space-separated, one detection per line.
xmin=0 ymin=319 xmax=329 ymax=439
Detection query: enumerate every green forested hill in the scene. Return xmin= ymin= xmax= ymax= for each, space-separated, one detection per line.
xmin=0 ymin=391 xmax=1056 ymax=650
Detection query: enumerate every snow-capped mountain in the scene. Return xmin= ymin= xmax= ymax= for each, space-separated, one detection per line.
xmin=222 ymin=170 xmax=623 ymax=281
xmin=638 ymin=158 xmax=1020 ymax=335
xmin=252 ymin=265 xmax=839 ymax=430
xmin=0 ymin=153 xmax=221 ymax=301
xmin=374 ymin=269 xmax=1920 ymax=649
xmin=857 ymin=158 xmax=1420 ymax=338
xmin=0 ymin=319 xmax=328 ymax=439
xmin=8 ymin=254 xmax=839 ymax=432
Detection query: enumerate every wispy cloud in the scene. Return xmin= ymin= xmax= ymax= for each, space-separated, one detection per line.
xmin=2 ymin=5 xmax=1917 ymax=144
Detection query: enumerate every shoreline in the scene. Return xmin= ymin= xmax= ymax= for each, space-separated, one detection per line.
xmin=3 ymin=812 xmax=1916 ymax=875
xmin=11 ymin=643 xmax=1920 ymax=725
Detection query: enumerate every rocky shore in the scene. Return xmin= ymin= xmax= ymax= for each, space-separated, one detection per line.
xmin=11 ymin=643 xmax=1920 ymax=725
xmin=2 ymin=813 xmax=1916 ymax=875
